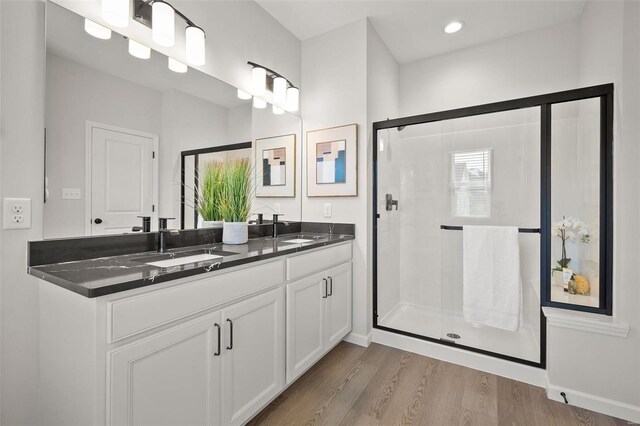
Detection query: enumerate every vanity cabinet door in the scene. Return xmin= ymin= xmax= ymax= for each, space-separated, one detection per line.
xmin=285 ymin=272 xmax=326 ymax=383
xmin=220 ymin=288 xmax=285 ymax=426
xmin=108 ymin=311 xmax=222 ymax=426
xmin=326 ymin=262 xmax=353 ymax=348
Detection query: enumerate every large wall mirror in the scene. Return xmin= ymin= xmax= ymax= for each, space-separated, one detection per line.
xmin=44 ymin=1 xmax=302 ymax=238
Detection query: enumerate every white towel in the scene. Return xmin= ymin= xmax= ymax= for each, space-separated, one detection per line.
xmin=463 ymin=226 xmax=521 ymax=332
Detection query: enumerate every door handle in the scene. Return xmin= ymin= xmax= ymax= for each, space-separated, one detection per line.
xmin=226 ymin=318 xmax=233 ymax=350
xmin=328 ymin=276 xmax=333 ymax=296
xmin=385 ymin=194 xmax=398 ymax=211
xmin=322 ymin=278 xmax=328 ymax=299
xmin=214 ymin=323 xmax=221 ymax=356
xmin=94 ymin=218 xmax=103 ymax=224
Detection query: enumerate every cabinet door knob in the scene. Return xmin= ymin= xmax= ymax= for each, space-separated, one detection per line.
xmin=226 ymin=318 xmax=233 ymax=350
xmin=94 ymin=218 xmax=103 ymax=224
xmin=214 ymin=323 xmax=221 ymax=356
xmin=322 ymin=278 xmax=328 ymax=299
xmin=328 ymin=276 xmax=333 ymax=297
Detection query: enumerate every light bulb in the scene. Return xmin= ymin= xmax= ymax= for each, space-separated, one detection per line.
xmin=251 ymin=67 xmax=266 ymax=96
xmin=84 ymin=19 xmax=111 ymax=39
xmin=237 ymin=89 xmax=252 ymax=100
xmin=168 ymin=57 xmax=187 ymax=73
xmin=185 ymin=25 xmax=205 ymax=66
xmin=273 ymin=77 xmax=287 ymax=105
xmin=152 ymin=1 xmax=175 ymax=47
xmin=444 ymin=21 xmax=463 ymax=34
xmin=128 ymin=39 xmax=151 ymax=59
xmin=286 ymin=87 xmax=299 ymax=112
xmin=101 ymin=0 xmax=129 ymax=28
xmin=253 ymin=97 xmax=267 ymax=109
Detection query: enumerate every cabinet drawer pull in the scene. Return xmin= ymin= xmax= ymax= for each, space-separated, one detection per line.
xmin=214 ymin=323 xmax=221 ymax=356
xmin=322 ymin=278 xmax=328 ymax=299
xmin=328 ymin=276 xmax=333 ymax=296
xmin=226 ymin=318 xmax=233 ymax=350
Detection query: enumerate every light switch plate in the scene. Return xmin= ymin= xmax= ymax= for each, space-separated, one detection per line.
xmin=323 ymin=203 xmax=332 ymax=218
xmin=62 ymin=188 xmax=81 ymax=200
xmin=3 ymin=198 xmax=31 ymax=230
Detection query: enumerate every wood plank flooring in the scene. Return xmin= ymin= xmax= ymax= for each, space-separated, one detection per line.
xmin=248 ymin=342 xmax=628 ymax=426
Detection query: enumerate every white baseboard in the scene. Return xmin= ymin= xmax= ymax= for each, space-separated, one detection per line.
xmin=343 ymin=331 xmax=372 ymax=347
xmin=546 ymin=379 xmax=640 ymax=423
xmin=372 ymin=328 xmax=547 ymax=388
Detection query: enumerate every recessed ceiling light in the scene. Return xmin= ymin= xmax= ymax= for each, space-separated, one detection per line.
xmin=444 ymin=21 xmax=464 ymax=34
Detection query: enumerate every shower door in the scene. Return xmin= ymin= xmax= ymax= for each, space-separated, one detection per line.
xmin=374 ymin=106 xmax=543 ymax=366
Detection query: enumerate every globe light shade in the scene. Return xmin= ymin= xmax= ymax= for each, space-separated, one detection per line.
xmin=84 ymin=19 xmax=112 ymax=39
xmin=168 ymin=57 xmax=187 ymax=73
xmin=286 ymin=87 xmax=299 ymax=112
xmin=185 ymin=26 xmax=205 ymax=66
xmin=128 ymin=39 xmax=151 ymax=59
xmin=251 ymin=67 xmax=266 ymax=96
xmin=273 ymin=77 xmax=287 ymax=106
xmin=152 ymin=1 xmax=175 ymax=47
xmin=101 ymin=0 xmax=129 ymax=28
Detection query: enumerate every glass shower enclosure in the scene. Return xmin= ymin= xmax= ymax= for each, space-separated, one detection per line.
xmin=374 ymin=107 xmax=543 ymax=366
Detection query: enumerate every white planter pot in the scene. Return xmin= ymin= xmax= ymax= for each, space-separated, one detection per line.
xmin=223 ymin=222 xmax=248 ymax=244
xmin=552 ymin=269 xmax=563 ymax=287
xmin=198 ymin=217 xmax=223 ymax=229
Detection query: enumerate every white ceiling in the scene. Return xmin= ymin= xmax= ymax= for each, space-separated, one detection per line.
xmin=255 ymin=0 xmax=586 ymax=63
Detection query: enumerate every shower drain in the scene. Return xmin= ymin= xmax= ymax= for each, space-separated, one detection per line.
xmin=446 ymin=333 xmax=461 ymax=340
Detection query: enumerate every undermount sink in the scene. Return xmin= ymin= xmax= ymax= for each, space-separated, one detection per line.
xmin=281 ymin=235 xmax=322 ymax=244
xmin=132 ymin=249 xmax=238 ymax=268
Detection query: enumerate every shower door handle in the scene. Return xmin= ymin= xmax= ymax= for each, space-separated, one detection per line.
xmin=386 ymin=194 xmax=398 ymax=211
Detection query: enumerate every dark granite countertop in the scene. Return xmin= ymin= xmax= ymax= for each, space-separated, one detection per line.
xmin=29 ymin=232 xmax=354 ymax=298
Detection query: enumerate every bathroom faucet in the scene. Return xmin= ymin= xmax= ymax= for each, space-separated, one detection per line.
xmin=272 ymin=214 xmax=285 ymax=238
xmin=157 ymin=217 xmax=179 ymax=253
xmin=132 ymin=216 xmax=151 ymax=233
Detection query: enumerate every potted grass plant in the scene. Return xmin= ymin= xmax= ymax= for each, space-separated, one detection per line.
xmin=196 ymin=161 xmax=224 ymax=229
xmin=220 ymin=158 xmax=253 ymax=244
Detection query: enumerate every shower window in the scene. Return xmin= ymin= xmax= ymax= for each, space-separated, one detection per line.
xmin=450 ymin=149 xmax=492 ymax=218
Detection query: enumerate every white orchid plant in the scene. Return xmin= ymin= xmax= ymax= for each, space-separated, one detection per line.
xmin=552 ymin=216 xmax=591 ymax=270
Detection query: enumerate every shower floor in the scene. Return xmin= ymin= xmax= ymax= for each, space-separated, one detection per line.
xmin=378 ymin=302 xmax=540 ymax=363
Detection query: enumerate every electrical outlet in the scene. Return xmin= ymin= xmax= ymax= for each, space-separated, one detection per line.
xmin=3 ymin=198 xmax=31 ymax=230
xmin=274 ymin=203 xmax=281 ymax=214
xmin=323 ymin=203 xmax=332 ymax=218
xmin=62 ymin=188 xmax=81 ymax=200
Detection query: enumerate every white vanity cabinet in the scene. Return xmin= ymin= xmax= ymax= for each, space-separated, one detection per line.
xmin=38 ymin=241 xmax=352 ymax=426
xmin=285 ymin=245 xmax=353 ymax=383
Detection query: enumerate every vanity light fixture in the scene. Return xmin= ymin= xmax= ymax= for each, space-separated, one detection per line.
xmin=247 ymin=61 xmax=300 ymax=114
xmin=128 ymin=39 xmax=151 ymax=59
xmin=132 ymin=0 xmax=206 ymax=65
xmin=168 ymin=57 xmax=187 ymax=73
xmin=102 ymin=0 xmax=129 ymax=28
xmin=84 ymin=19 xmax=112 ymax=39
xmin=152 ymin=0 xmax=175 ymax=47
xmin=444 ymin=20 xmax=464 ymax=34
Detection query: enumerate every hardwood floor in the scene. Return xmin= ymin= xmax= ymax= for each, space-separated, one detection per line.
xmin=248 ymin=342 xmax=628 ymax=426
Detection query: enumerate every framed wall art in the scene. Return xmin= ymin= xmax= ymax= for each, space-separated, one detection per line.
xmin=255 ymin=133 xmax=296 ymax=198
xmin=306 ymin=124 xmax=358 ymax=197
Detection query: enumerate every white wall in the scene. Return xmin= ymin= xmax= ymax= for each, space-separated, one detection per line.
xmin=301 ymin=18 xmax=369 ymax=342
xmin=0 ymin=1 xmax=45 ymax=425
xmin=546 ymin=1 xmax=640 ymax=418
xmin=399 ymin=21 xmax=580 ymax=117
xmin=45 ymin=54 xmax=163 ymax=238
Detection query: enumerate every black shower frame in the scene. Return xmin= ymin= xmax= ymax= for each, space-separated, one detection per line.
xmin=372 ymin=83 xmax=614 ymax=369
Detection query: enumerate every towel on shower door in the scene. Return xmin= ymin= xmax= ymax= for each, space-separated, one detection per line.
xmin=463 ymin=226 xmax=521 ymax=332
